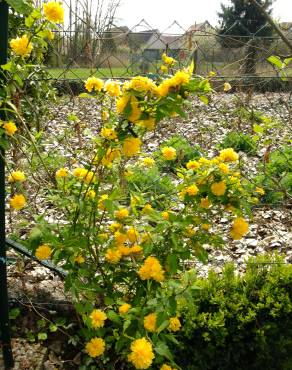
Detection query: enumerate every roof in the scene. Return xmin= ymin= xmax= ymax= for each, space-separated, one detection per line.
xmin=187 ymin=21 xmax=213 ymax=33
xmin=144 ymin=34 xmax=185 ymax=50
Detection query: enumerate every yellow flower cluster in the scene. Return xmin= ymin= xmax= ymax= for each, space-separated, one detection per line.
xmin=35 ymin=244 xmax=52 ymax=260
xmin=168 ymin=316 xmax=181 ymax=332
xmin=161 ymin=146 xmax=176 ymax=160
xmin=211 ymin=181 xmax=227 ymax=196
xmin=123 ymin=137 xmax=141 ymax=157
xmin=84 ymin=77 xmax=104 ymax=92
xmin=8 ymin=171 xmax=26 ymax=183
xmin=143 ymin=313 xmax=157 ymax=332
xmin=114 ymin=208 xmax=129 ymax=219
xmin=157 ymin=70 xmax=190 ymax=97
xmin=186 ymin=184 xmax=199 ymax=196
xmin=100 ymin=127 xmax=117 ymax=140
xmin=162 ymin=53 xmax=175 ymax=66
xmin=128 ymin=337 xmax=154 ymax=369
xmin=10 ymin=35 xmax=33 ymax=57
xmin=43 ymin=1 xmax=64 ymax=23
xmin=219 ymin=148 xmax=239 ymax=162
xmin=10 ymin=194 xmax=26 ymax=210
xmin=119 ymin=303 xmax=131 ymax=314
xmin=141 ymin=157 xmax=155 ymax=167
xmin=90 ymin=309 xmax=107 ymax=328
xmin=138 ymin=256 xmax=165 ymax=282
xmin=105 ymin=248 xmax=122 ymax=264
xmin=186 ymin=160 xmax=200 ymax=170
xmin=230 ymin=217 xmax=249 ymax=240
xmin=101 ymin=148 xmax=120 ymax=166
xmin=56 ymin=168 xmax=68 ymax=178
xmin=124 ymin=76 xmax=158 ymax=94
xmin=2 ymin=121 xmax=17 ymax=136
xmin=85 ymin=337 xmax=105 ymax=358
xmin=104 ymin=79 xmax=121 ymax=97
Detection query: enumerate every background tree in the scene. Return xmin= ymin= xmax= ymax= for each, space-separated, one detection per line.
xmin=217 ymin=0 xmax=274 ymax=74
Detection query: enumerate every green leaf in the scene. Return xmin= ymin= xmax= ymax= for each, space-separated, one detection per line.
xmin=284 ymin=57 xmax=292 ymax=66
xmin=166 ymin=254 xmax=178 ymax=274
xmin=154 ymin=341 xmax=173 ymax=361
xmin=267 ymin=55 xmax=283 ymax=69
xmin=253 ymin=124 xmax=264 ymax=134
xmin=6 ymin=0 xmax=32 ymax=15
xmin=107 ymin=310 xmax=122 ymax=325
xmin=37 ymin=332 xmax=48 ymax=341
xmin=49 ymin=324 xmax=58 ymax=332
xmin=9 ymin=308 xmax=20 ymax=320
xmin=199 ymin=95 xmax=209 ymax=105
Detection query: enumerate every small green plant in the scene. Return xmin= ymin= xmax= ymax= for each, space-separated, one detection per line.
xmin=221 ymin=131 xmax=257 ymax=156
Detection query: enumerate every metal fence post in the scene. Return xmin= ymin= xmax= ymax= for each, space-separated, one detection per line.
xmin=0 ymin=1 xmax=14 ymax=369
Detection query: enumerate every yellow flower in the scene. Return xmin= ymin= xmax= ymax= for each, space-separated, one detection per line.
xmin=55 ymin=168 xmax=68 ymax=178
xmin=104 ymin=79 xmax=121 ymax=97
xmin=35 ymin=244 xmax=52 ymax=260
xmin=255 ymin=187 xmax=265 ymax=195
xmin=46 ymin=30 xmax=54 ymax=40
xmin=8 ymin=171 xmax=26 ymax=183
xmin=116 ymin=94 xmax=130 ymax=114
xmin=74 ymin=255 xmax=85 ymax=264
xmin=10 ymin=35 xmax=33 ymax=57
xmin=101 ymin=110 xmax=109 ymax=121
xmin=219 ymin=148 xmax=239 ymax=162
xmin=161 ymin=211 xmax=169 ymax=220
xmin=144 ymin=313 xmax=157 ymax=332
xmin=9 ymin=194 xmax=26 ymax=210
xmin=98 ymin=194 xmax=108 ymax=210
xmin=223 ymin=82 xmax=232 ymax=92
xmin=162 ymin=53 xmax=175 ymax=66
xmin=84 ymin=77 xmax=104 ymax=92
xmin=85 ymin=337 xmax=105 ymax=358
xmin=168 ymin=317 xmax=181 ymax=332
xmin=138 ymin=256 xmax=165 ymax=282
xmin=86 ymin=189 xmax=96 ymax=199
xmin=122 ymin=137 xmax=141 ymax=157
xmin=161 ymin=365 xmax=173 ymax=370
xmin=90 ymin=309 xmax=107 ymax=329
xmin=100 ymin=127 xmax=117 ymax=140
xmin=186 ymin=160 xmax=200 ymax=170
xmin=127 ymin=227 xmax=139 ymax=243
xmin=118 ymin=245 xmax=132 ymax=256
xmin=128 ymin=96 xmax=142 ymax=123
xmin=105 ymin=248 xmax=122 ymax=264
xmin=72 ymin=167 xmax=87 ymax=178
xmin=130 ymin=244 xmax=143 ymax=254
xmin=185 ymin=226 xmax=196 ymax=237
xmin=114 ymin=208 xmax=129 ymax=219
xmin=160 ymin=65 xmax=168 ymax=73
xmin=218 ymin=163 xmax=229 ymax=174
xmin=43 ymin=1 xmax=64 ymax=23
xmin=136 ymin=118 xmax=156 ymax=131
xmin=211 ymin=181 xmax=227 ymax=196
xmin=142 ymin=204 xmax=152 ymax=214
xmin=114 ymin=231 xmax=128 ymax=245
xmin=119 ymin=303 xmax=131 ymax=315
xmin=101 ymin=148 xmax=121 ymax=166
xmin=125 ymin=76 xmax=157 ymax=93
xmin=186 ymin=184 xmax=199 ymax=196
xmin=170 ymin=70 xmax=190 ymax=86
xmin=109 ymin=222 xmax=122 ymax=232
xmin=200 ymin=198 xmax=211 ymax=209
xmin=198 ymin=157 xmax=211 ymax=166
xmin=161 ymin=147 xmax=176 ymax=160
xmin=230 ymin=217 xmax=249 ymax=240
xmin=157 ymin=79 xmax=171 ymax=97
xmin=84 ymin=171 xmax=96 ymax=184
xmin=202 ymin=223 xmax=211 ymax=231
xmin=2 ymin=121 xmax=17 ymax=136
xmin=141 ymin=157 xmax=155 ymax=167
xmin=128 ymin=337 xmax=154 ymax=369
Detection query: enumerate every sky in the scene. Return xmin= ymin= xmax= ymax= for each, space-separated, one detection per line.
xmin=114 ymin=0 xmax=291 ymax=32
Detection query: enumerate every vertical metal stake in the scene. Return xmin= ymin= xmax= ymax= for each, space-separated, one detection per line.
xmin=0 ymin=1 xmax=14 ymax=368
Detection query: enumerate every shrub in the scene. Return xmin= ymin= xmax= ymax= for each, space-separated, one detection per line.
xmin=221 ymin=131 xmax=257 ymax=156
xmin=174 ymin=255 xmax=292 ymax=370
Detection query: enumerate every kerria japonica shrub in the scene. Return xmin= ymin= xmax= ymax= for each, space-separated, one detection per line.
xmin=0 ymin=2 xmax=264 ymax=369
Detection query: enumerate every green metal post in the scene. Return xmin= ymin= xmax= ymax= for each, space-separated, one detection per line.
xmin=0 ymin=1 xmax=14 ymax=368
